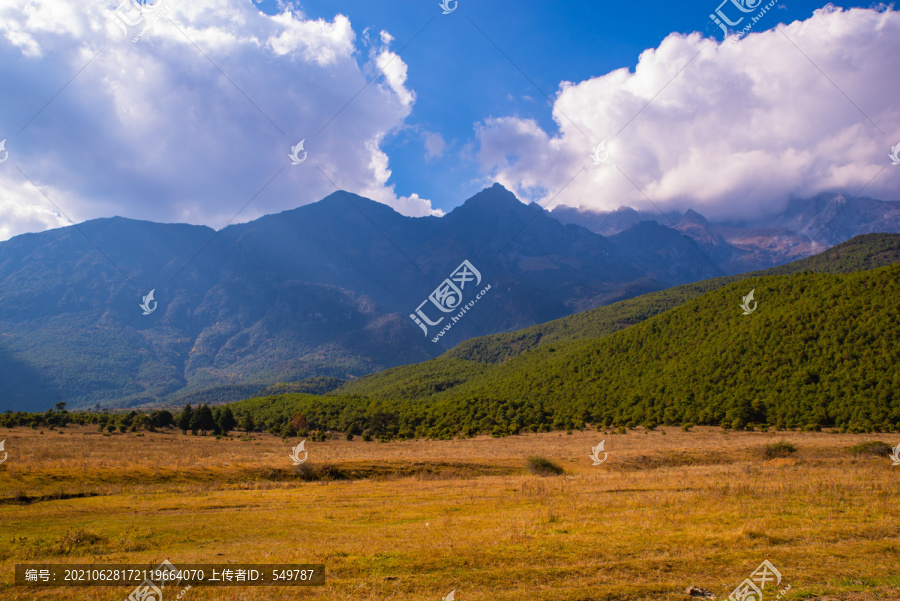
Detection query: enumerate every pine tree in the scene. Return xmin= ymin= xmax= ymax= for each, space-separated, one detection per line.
xmin=240 ymin=413 xmax=255 ymax=434
xmin=177 ymin=404 xmax=193 ymax=435
xmin=191 ymin=404 xmax=216 ymax=435
xmin=218 ymin=407 xmax=237 ymax=435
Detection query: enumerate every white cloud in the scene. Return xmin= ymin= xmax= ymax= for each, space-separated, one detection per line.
xmin=423 ymin=131 xmax=446 ymax=159
xmin=475 ymin=6 xmax=900 ymax=221
xmin=0 ymin=0 xmax=435 ymax=241
xmin=372 ymin=29 xmax=415 ymax=108
xmin=0 ymin=179 xmax=70 ymax=241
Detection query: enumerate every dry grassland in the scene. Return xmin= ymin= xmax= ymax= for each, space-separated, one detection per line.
xmin=1 ymin=425 xmax=899 ymax=600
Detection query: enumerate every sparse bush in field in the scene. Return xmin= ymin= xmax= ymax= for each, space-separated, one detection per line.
xmin=293 ymin=462 xmax=348 ymax=481
xmin=117 ymin=424 xmax=127 ymax=433
xmin=764 ymin=440 xmax=797 ymax=459
xmin=345 ymin=432 xmax=353 ymax=441
xmin=681 ymin=423 xmax=694 ymax=432
xmin=50 ymin=528 xmax=109 ymax=556
xmin=362 ymin=430 xmax=373 ymax=442
xmin=847 ymin=441 xmax=892 ymax=457
xmin=526 ymin=455 xmax=564 ymax=476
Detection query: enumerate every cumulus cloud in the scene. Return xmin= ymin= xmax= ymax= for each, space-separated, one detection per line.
xmin=475 ymin=6 xmax=900 ymax=221
xmin=0 ymin=0 xmax=437 ymax=241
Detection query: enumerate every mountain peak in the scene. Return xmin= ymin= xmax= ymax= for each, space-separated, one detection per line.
xmin=679 ymin=209 xmax=709 ymax=226
xmin=467 ymin=183 xmax=520 ymax=206
xmin=446 ymin=183 xmax=535 ymax=221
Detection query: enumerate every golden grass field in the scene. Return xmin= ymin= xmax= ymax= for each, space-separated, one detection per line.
xmin=1 ymin=425 xmax=899 ymax=600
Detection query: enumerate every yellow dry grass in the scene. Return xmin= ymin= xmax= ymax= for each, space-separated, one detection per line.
xmin=1 ymin=425 xmax=899 ymax=600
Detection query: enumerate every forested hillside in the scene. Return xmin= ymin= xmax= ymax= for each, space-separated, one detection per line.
xmin=442 ymin=233 xmax=900 ymax=366
xmin=227 ymin=261 xmax=900 ymax=438
xmin=334 ymin=234 xmax=900 ymax=399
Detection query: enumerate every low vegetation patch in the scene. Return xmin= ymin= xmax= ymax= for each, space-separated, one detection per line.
xmin=847 ymin=440 xmax=893 ymax=457
xmin=764 ymin=440 xmax=797 ymax=459
xmin=526 ymin=455 xmax=565 ymax=476
xmin=293 ymin=462 xmax=350 ymax=481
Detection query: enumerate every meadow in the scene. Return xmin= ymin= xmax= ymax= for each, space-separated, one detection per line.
xmin=1 ymin=425 xmax=899 ymax=600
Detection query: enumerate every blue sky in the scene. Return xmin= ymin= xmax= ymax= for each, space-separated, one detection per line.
xmin=260 ymin=0 xmax=873 ymax=213
xmin=0 ymin=0 xmax=897 ymax=239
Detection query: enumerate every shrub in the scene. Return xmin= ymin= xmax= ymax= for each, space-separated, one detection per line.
xmin=526 ymin=455 xmax=565 ymax=476
xmin=847 ymin=441 xmax=893 ymax=457
xmin=293 ymin=462 xmax=349 ymax=481
xmin=764 ymin=440 xmax=797 ymax=459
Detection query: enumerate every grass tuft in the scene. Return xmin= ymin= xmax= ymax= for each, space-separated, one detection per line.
xmin=847 ymin=440 xmax=893 ymax=457
xmin=525 ymin=455 xmax=565 ymax=476
xmin=763 ymin=440 xmax=797 ymax=459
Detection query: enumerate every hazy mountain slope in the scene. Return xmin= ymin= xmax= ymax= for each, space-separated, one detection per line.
xmin=0 ymin=185 xmax=652 ymax=410
xmin=554 ymin=193 xmax=900 ymax=273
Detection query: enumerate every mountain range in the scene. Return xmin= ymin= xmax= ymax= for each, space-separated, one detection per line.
xmin=553 ymin=192 xmax=900 ymax=274
xmin=0 ymin=184 xmax=897 ymax=411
